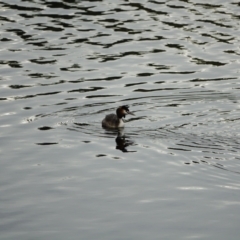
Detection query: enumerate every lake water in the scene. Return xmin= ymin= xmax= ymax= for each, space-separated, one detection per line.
xmin=1 ymin=0 xmax=240 ymax=239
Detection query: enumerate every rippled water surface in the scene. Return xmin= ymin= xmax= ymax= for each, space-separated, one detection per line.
xmin=1 ymin=0 xmax=240 ymax=239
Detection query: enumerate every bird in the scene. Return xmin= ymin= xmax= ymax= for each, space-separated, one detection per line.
xmin=102 ymin=105 xmax=134 ymax=128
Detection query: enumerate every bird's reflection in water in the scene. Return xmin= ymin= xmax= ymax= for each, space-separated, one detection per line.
xmin=115 ymin=130 xmax=136 ymax=153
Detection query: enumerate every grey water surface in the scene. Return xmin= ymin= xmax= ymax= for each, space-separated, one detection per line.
xmin=1 ymin=0 xmax=240 ymax=239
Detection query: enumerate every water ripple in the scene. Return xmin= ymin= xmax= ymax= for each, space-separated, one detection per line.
xmin=1 ymin=0 xmax=240 ymax=239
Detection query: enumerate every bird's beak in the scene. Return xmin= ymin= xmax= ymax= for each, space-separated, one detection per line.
xmin=128 ymin=111 xmax=135 ymax=116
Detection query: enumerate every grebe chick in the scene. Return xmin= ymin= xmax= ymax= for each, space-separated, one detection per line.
xmin=102 ymin=105 xmax=134 ymax=128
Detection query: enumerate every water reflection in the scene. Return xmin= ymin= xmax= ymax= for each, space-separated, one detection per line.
xmin=103 ymin=128 xmax=136 ymax=153
xmin=115 ymin=130 xmax=135 ymax=153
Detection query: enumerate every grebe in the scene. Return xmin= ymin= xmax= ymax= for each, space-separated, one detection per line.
xmin=102 ymin=105 xmax=134 ymax=128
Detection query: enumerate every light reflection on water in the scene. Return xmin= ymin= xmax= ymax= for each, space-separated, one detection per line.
xmin=1 ymin=0 xmax=240 ymax=239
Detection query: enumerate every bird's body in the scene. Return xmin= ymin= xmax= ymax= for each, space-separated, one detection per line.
xmin=102 ymin=105 xmax=134 ymax=128
xmin=102 ymin=114 xmax=124 ymax=128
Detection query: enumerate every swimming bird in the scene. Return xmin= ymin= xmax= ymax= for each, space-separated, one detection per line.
xmin=102 ymin=105 xmax=134 ymax=128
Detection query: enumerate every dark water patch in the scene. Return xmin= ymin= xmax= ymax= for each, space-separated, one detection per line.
xmin=166 ymin=44 xmax=185 ymax=50
xmin=8 ymin=49 xmax=23 ymax=52
xmin=1 ymin=38 xmax=12 ymax=42
xmin=96 ymin=154 xmax=107 ymax=157
xmin=14 ymin=91 xmax=61 ymax=100
xmin=148 ymin=64 xmax=171 ymax=70
xmin=232 ymin=2 xmax=240 ymax=6
xmin=39 ymin=80 xmax=66 ymax=86
xmin=0 ymin=60 xmax=22 ymax=68
xmin=54 ymin=20 xmax=74 ymax=28
xmin=1 ymin=2 xmax=43 ymax=12
xmin=197 ymin=20 xmax=232 ymax=28
xmin=38 ymin=126 xmax=54 ymax=131
xmin=225 ymin=118 xmax=240 ymax=122
xmin=125 ymin=82 xmax=146 ymax=87
xmin=0 ymin=16 xmax=15 ymax=22
xmin=84 ymin=40 xmax=106 ymax=47
xmin=191 ymin=58 xmax=226 ymax=66
xmin=55 ymin=102 xmax=68 ymax=106
xmin=35 ymin=113 xmax=52 ymax=118
xmin=108 ymin=25 xmax=135 ymax=34
xmin=36 ymin=142 xmax=58 ymax=145
xmin=182 ymin=113 xmax=193 ymax=116
xmin=31 ymin=13 xmax=76 ymax=20
xmin=165 ymin=104 xmax=180 ymax=107
xmin=112 ymin=50 xmax=151 ymax=60
xmin=60 ymin=64 xmax=81 ymax=72
xmin=137 ymin=73 xmax=155 ymax=77
xmin=55 ymin=106 xmax=78 ymax=113
xmin=92 ymin=33 xmax=111 ymax=38
xmin=192 ymin=161 xmax=200 ymax=164
xmin=134 ymin=88 xmax=185 ymax=92
xmin=195 ymin=3 xmax=222 ymax=9
xmin=99 ymin=18 xmax=120 ymax=24
xmin=28 ymin=73 xmax=57 ymax=79
xmin=9 ymin=85 xmax=32 ymax=89
xmin=6 ymin=29 xmax=31 ymax=40
xmin=104 ymin=38 xmax=132 ymax=48
xmin=80 ymin=10 xmax=106 ymax=17
xmin=86 ymin=95 xmax=121 ymax=99
xmin=151 ymin=49 xmax=165 ymax=54
xmin=201 ymin=32 xmax=234 ymax=42
xmin=231 ymin=14 xmax=240 ymax=20
xmin=68 ymin=87 xmax=104 ymax=93
xmin=69 ymin=38 xmax=89 ymax=44
xmin=30 ymin=58 xmax=57 ymax=64
xmin=33 ymin=24 xmax=64 ymax=32
xmin=74 ymin=123 xmax=90 ymax=127
xmin=224 ymin=50 xmax=240 ymax=56
xmin=168 ymin=147 xmax=191 ymax=152
xmin=162 ymin=71 xmax=195 ymax=74
xmin=167 ymin=4 xmax=186 ymax=9
xmin=65 ymin=98 xmax=77 ymax=101
xmin=162 ymin=21 xmax=189 ymax=28
xmin=189 ymin=77 xmax=237 ymax=82
xmin=27 ymin=40 xmax=48 ymax=47
xmin=139 ymin=36 xmax=166 ymax=42
xmin=42 ymin=47 xmax=66 ymax=51
xmin=149 ymin=0 xmax=165 ymax=4
xmin=154 ymin=81 xmax=165 ymax=84
xmin=70 ymin=76 xmax=122 ymax=83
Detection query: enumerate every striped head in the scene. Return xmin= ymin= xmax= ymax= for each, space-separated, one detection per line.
xmin=116 ymin=105 xmax=134 ymax=119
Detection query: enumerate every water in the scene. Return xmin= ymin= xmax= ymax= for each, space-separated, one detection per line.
xmin=1 ymin=0 xmax=240 ymax=239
